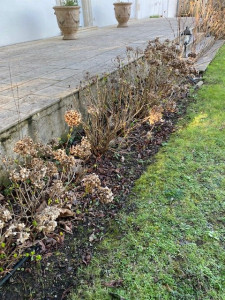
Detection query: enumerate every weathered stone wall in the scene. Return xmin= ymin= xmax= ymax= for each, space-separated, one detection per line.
xmin=0 ymin=92 xmax=83 ymax=185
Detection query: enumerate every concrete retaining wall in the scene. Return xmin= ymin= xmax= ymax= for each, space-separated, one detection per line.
xmin=0 ymin=54 xmax=148 ymax=186
xmin=0 ymin=91 xmax=82 ymax=185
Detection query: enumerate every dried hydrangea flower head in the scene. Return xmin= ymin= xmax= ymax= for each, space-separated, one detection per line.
xmin=0 ymin=205 xmax=12 ymax=222
xmin=36 ymin=143 xmax=54 ymax=157
xmin=148 ymin=105 xmax=163 ymax=125
xmin=26 ymin=158 xmax=48 ymax=189
xmin=53 ymin=149 xmax=78 ymax=172
xmin=164 ymin=100 xmax=177 ymax=113
xmin=98 ymin=187 xmax=114 ymax=204
xmin=13 ymin=137 xmax=37 ymax=157
xmin=19 ymin=167 xmax=30 ymax=180
xmin=53 ymin=149 xmax=68 ymax=163
xmin=0 ymin=220 xmax=5 ymax=230
xmin=4 ymin=222 xmax=30 ymax=245
xmin=10 ymin=168 xmax=31 ymax=183
xmin=35 ymin=206 xmax=61 ymax=234
xmin=82 ymin=173 xmax=101 ymax=193
xmin=70 ymin=137 xmax=92 ymax=159
xmin=64 ymin=110 xmax=81 ymax=127
xmin=4 ymin=223 xmax=17 ymax=238
xmin=9 ymin=170 xmax=21 ymax=182
xmin=16 ymin=231 xmax=30 ymax=244
xmin=45 ymin=161 xmax=59 ymax=177
xmin=47 ymin=180 xmax=65 ymax=200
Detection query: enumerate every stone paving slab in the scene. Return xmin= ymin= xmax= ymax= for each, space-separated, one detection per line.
xmin=0 ymin=18 xmax=192 ymax=135
xmin=195 ymin=40 xmax=225 ymax=72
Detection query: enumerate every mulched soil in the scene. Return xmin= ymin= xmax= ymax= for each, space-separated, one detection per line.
xmin=0 ymin=95 xmax=193 ymax=300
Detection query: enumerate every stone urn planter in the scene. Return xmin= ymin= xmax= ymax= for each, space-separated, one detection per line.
xmin=113 ymin=2 xmax=132 ymax=28
xmin=53 ymin=6 xmax=80 ymax=40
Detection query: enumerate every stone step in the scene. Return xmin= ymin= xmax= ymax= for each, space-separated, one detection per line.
xmin=181 ymin=34 xmax=217 ymax=63
xmin=185 ymin=32 xmax=206 ymax=54
xmin=178 ymin=31 xmax=208 ymax=58
xmin=195 ymin=40 xmax=225 ymax=72
xmin=188 ymin=36 xmax=215 ymax=60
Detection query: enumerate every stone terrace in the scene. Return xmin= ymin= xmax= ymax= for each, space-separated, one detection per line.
xmin=0 ymin=18 xmax=191 ymax=133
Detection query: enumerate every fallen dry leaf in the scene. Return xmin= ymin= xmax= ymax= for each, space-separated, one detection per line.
xmin=89 ymin=232 xmax=97 ymax=242
xmin=103 ymin=279 xmax=124 ymax=288
xmin=82 ymin=252 xmax=92 ymax=265
xmin=36 ymin=201 xmax=47 ymax=213
xmin=59 ymin=221 xmax=73 ymax=233
xmin=59 ymin=208 xmax=75 ymax=218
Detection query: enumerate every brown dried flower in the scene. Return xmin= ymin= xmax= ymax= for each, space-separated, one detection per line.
xmin=46 ymin=161 xmax=59 ymax=177
xmin=28 ymin=158 xmax=48 ymax=188
xmin=35 ymin=206 xmax=61 ymax=233
xmin=0 ymin=221 xmax=5 ymax=230
xmin=4 ymin=222 xmax=30 ymax=245
xmin=70 ymin=137 xmax=92 ymax=159
xmin=13 ymin=137 xmax=37 ymax=157
xmin=47 ymin=180 xmax=65 ymax=200
xmin=164 ymin=101 xmax=177 ymax=113
xmin=98 ymin=187 xmax=114 ymax=204
xmin=82 ymin=173 xmax=101 ymax=193
xmin=53 ymin=149 xmax=79 ymax=173
xmin=53 ymin=149 xmax=67 ymax=162
xmin=148 ymin=105 xmax=163 ymax=125
xmin=64 ymin=110 xmax=81 ymax=127
xmin=16 ymin=232 xmax=30 ymax=244
xmin=0 ymin=206 xmax=12 ymax=222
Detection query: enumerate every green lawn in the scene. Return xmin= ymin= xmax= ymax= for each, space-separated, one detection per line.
xmin=70 ymin=46 xmax=225 ymax=300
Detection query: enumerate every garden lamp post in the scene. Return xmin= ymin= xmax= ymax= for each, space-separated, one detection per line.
xmin=182 ymin=26 xmax=192 ymax=57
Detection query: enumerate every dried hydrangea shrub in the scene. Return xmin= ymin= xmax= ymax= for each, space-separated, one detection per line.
xmin=64 ymin=110 xmax=81 ymax=127
xmin=70 ymin=137 xmax=92 ymax=159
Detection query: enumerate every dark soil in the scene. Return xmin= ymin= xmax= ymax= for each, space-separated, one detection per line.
xmin=0 ymin=95 xmax=193 ymax=300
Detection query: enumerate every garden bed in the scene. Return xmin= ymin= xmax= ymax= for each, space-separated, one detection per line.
xmin=0 ymin=40 xmax=198 ymax=299
xmin=0 ymin=97 xmax=191 ymax=299
xmin=69 ymin=45 xmax=225 ymax=300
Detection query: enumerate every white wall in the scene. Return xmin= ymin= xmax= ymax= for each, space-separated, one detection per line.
xmin=136 ymin=0 xmax=177 ymax=19
xmin=0 ymin=0 xmax=178 ymax=47
xmin=0 ymin=0 xmax=60 ymax=47
xmin=91 ymin=0 xmax=136 ymax=27
xmin=167 ymin=0 xmax=178 ymax=17
xmin=91 ymin=0 xmax=177 ymax=27
xmin=136 ymin=0 xmax=162 ymax=19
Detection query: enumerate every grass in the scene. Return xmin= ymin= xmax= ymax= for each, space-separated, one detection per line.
xmin=69 ymin=46 xmax=225 ymax=300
